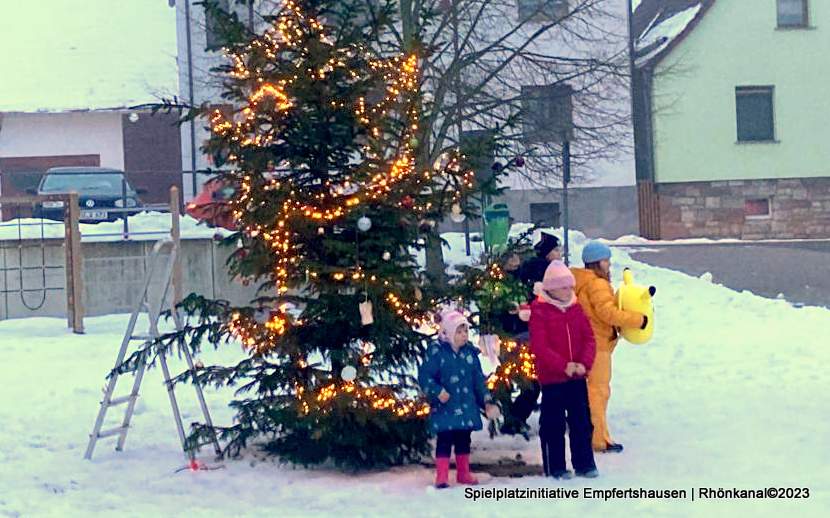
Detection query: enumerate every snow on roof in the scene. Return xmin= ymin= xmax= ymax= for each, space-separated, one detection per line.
xmin=635 ymin=4 xmax=702 ymax=66
xmin=0 ymin=1 xmax=178 ymax=113
xmin=632 ymin=0 xmax=709 ymax=67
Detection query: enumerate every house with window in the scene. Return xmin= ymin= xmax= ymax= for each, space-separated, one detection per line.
xmin=0 ymin=1 xmax=182 ymax=211
xmin=458 ymin=0 xmax=639 ymax=238
xmin=170 ymin=1 xmax=639 ymax=237
xmin=632 ymin=0 xmax=830 ymax=239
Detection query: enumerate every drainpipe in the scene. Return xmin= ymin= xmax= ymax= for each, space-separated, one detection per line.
xmin=185 ymin=0 xmax=198 ymax=199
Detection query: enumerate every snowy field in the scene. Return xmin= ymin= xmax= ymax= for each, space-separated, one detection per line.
xmin=1 ymin=232 xmax=828 ymax=516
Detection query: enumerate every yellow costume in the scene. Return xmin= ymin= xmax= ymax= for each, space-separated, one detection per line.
xmin=571 ymin=268 xmax=644 ymax=451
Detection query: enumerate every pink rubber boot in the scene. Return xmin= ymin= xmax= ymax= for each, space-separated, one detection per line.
xmin=435 ymin=457 xmax=450 ymax=488
xmin=455 ymin=454 xmax=479 ymax=485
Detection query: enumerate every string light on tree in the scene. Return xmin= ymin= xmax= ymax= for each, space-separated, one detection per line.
xmin=174 ymin=0 xmax=479 ymax=470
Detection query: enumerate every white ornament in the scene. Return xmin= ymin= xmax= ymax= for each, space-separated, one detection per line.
xmin=341 ymin=365 xmax=357 ymax=382
xmin=382 ymin=251 xmax=391 ymax=261
xmin=450 ymin=203 xmax=466 ymax=223
xmin=357 ymin=216 xmax=372 ymax=232
xmin=318 ymin=227 xmax=325 ymax=235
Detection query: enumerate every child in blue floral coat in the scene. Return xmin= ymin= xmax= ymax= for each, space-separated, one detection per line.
xmin=418 ymin=310 xmax=500 ymax=488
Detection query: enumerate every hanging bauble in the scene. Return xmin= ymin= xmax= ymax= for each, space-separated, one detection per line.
xmin=514 ymin=156 xmax=526 ymax=167
xmin=213 ymin=232 xmax=224 ymax=242
xmin=318 ymin=226 xmax=325 ymax=235
xmin=414 ymin=287 xmax=423 ymax=301
xmin=409 ymin=136 xmax=419 ymax=148
xmin=491 ymin=161 xmax=504 ymax=172
xmin=341 ymin=365 xmax=357 ymax=382
xmin=401 ymin=195 xmax=415 ymax=209
xmin=423 ymin=91 xmax=434 ymax=104
xmin=450 ymin=203 xmax=466 ymax=223
xmin=357 ymin=216 xmax=372 ymax=232
xmin=382 ymin=251 xmax=391 ymax=261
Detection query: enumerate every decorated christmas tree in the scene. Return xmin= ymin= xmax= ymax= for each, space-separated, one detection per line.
xmin=169 ymin=0 xmax=476 ymax=469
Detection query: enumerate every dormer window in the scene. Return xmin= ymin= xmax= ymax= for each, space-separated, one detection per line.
xmin=777 ymin=0 xmax=808 ymax=28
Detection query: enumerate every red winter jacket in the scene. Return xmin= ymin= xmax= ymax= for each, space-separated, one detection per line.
xmin=529 ymin=298 xmax=597 ymax=385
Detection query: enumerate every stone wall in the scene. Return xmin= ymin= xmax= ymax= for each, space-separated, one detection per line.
xmin=657 ymin=178 xmax=830 ymax=239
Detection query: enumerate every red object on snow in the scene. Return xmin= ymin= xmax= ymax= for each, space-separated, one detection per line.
xmin=185 ymin=178 xmax=237 ymax=231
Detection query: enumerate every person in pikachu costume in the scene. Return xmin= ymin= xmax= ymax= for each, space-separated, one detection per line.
xmin=571 ymin=241 xmax=647 ymax=453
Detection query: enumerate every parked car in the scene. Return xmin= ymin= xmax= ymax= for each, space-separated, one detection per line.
xmin=31 ymin=167 xmax=144 ymax=222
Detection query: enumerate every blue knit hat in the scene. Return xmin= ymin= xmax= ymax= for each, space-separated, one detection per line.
xmin=582 ymin=241 xmax=611 ymax=264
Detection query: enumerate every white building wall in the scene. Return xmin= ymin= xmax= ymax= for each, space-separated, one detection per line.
xmin=454 ymin=0 xmax=635 ymax=190
xmin=0 ymin=112 xmax=125 ymax=169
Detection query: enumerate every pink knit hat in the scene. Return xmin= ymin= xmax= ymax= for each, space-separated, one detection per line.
xmin=438 ymin=309 xmax=469 ymax=342
xmin=542 ymin=260 xmax=575 ymax=290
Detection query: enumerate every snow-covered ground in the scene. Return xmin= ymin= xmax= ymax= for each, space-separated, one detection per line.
xmin=0 ymin=212 xmax=229 ymax=242
xmin=1 ymin=232 xmax=828 ymax=516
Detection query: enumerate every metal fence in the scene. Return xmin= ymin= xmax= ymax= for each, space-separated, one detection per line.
xmin=0 ymin=187 xmax=185 ymax=332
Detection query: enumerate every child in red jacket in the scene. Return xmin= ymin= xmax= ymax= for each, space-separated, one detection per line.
xmin=529 ymin=260 xmax=598 ymax=479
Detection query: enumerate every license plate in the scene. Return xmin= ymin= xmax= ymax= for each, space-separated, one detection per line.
xmin=42 ymin=201 xmax=65 ymax=209
xmin=81 ymin=210 xmax=108 ymax=220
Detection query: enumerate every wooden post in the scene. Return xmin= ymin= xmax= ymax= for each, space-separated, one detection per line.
xmin=65 ymin=192 xmax=84 ymax=334
xmin=170 ymin=186 xmax=183 ymax=305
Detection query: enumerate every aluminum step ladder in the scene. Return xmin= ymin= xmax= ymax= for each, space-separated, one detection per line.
xmin=84 ymin=239 xmax=221 ymax=461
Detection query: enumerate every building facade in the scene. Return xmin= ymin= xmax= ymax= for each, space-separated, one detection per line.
xmin=634 ymin=0 xmax=830 ymax=239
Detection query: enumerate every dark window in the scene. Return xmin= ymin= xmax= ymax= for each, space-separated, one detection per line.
xmin=777 ymin=0 xmax=808 ymax=27
xmin=745 ymin=198 xmax=771 ymax=218
xmin=206 ymin=0 xmax=231 ymax=50
xmin=518 ymin=0 xmax=569 ymax=22
xmin=736 ymin=87 xmax=775 ymax=142
xmin=530 ymin=202 xmax=560 ymax=228
xmin=521 ymin=84 xmax=573 ymax=144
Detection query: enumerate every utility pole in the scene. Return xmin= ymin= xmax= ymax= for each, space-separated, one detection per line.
xmin=450 ymin=1 xmax=472 ymax=257
xmin=562 ymin=140 xmax=571 ymax=265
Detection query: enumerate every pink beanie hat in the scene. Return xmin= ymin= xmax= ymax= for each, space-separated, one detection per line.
xmin=542 ymin=260 xmax=575 ymax=290
xmin=438 ymin=310 xmax=469 ymax=342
